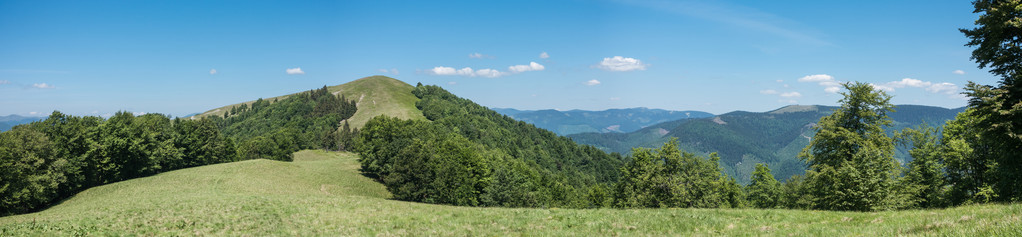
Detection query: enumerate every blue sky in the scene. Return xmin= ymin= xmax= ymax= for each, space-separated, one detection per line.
xmin=0 ymin=0 xmax=998 ymax=117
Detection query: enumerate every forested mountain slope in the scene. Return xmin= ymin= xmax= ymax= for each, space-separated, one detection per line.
xmin=357 ymin=84 xmax=626 ymax=208
xmin=492 ymin=108 xmax=713 ymax=135
xmin=569 ymin=105 xmax=965 ymax=184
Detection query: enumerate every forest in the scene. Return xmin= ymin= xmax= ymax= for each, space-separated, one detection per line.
xmin=0 ymin=86 xmax=358 ymax=216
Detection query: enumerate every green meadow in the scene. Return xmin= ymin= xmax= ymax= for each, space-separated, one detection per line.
xmin=2 ymin=150 xmax=1018 ymax=236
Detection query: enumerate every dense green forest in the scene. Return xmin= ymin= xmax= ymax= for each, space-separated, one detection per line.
xmin=0 ymin=86 xmax=357 ymax=216
xmin=357 ymin=83 xmax=626 ymax=208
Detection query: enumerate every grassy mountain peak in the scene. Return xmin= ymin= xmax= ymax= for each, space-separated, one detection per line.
xmin=196 ymin=75 xmax=423 ymax=128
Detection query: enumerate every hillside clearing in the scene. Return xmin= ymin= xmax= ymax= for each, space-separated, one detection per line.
xmin=0 ymin=150 xmax=1018 ymax=236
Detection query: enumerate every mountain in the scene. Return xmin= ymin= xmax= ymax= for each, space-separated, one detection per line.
xmin=0 ymin=115 xmax=43 ymax=132
xmin=569 ymin=104 xmax=966 ymax=184
xmin=196 ymin=75 xmax=424 ymax=128
xmin=492 ymin=107 xmax=714 ymax=135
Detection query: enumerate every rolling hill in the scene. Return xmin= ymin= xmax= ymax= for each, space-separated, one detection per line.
xmin=0 ymin=150 xmax=1016 ymax=236
xmin=492 ymin=108 xmax=713 ymax=135
xmin=196 ymin=75 xmax=424 ymax=128
xmin=568 ymin=105 xmax=966 ymax=184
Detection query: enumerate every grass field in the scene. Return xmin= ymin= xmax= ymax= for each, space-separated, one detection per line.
xmin=194 ymin=76 xmax=424 ymax=128
xmin=1 ymin=150 xmax=1019 ymax=236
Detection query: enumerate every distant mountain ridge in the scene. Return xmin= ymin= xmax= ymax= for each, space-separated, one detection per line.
xmin=568 ymin=104 xmax=965 ymax=184
xmin=492 ymin=107 xmax=713 ymax=135
xmin=0 ymin=115 xmax=43 ymax=132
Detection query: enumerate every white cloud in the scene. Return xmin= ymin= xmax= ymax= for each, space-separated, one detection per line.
xmin=609 ymin=97 xmax=621 ymax=101
xmin=133 ymin=112 xmax=148 ymax=116
xmin=927 ymin=82 xmax=958 ymax=95
xmin=508 ymin=62 xmax=544 ymax=73
xmin=798 ymin=74 xmax=834 ymax=82
xmin=447 ymin=81 xmax=457 ymax=85
xmin=760 ymin=89 xmax=778 ymax=95
xmin=585 ymin=79 xmax=601 ymax=86
xmin=870 ymin=84 xmax=895 ymax=92
xmin=431 ymin=66 xmax=457 ymax=75
xmin=0 ymin=80 xmax=9 ymax=85
xmin=469 ymin=53 xmax=494 ymax=59
xmin=596 ymin=56 xmax=648 ymax=72
xmin=952 ymin=70 xmax=965 ymax=75
xmin=209 ymin=69 xmax=217 ymax=75
xmin=28 ymin=111 xmax=40 ymax=116
xmin=474 ymin=68 xmax=505 ymax=78
xmin=32 ymin=83 xmax=54 ymax=89
xmin=286 ymin=67 xmax=305 ymax=75
xmin=539 ymin=52 xmax=549 ymax=59
xmin=888 ymin=78 xmax=931 ymax=88
xmin=776 ymin=79 xmax=783 ymax=83
xmin=871 ymin=78 xmax=960 ymax=96
xmin=798 ymin=74 xmax=841 ymax=93
xmin=430 ymin=61 xmax=544 ymax=78
xmin=780 ymin=92 xmax=802 ymax=98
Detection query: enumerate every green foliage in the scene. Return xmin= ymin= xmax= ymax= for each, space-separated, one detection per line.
xmin=100 ymin=112 xmax=182 ymax=181
xmin=172 ymin=118 xmax=237 ymax=169
xmin=358 ymin=84 xmax=624 ymax=208
xmin=895 ymin=124 xmax=949 ymax=208
xmin=778 ymin=174 xmax=812 ymax=209
xmin=961 ymin=0 xmax=1022 ymax=202
xmin=481 ymin=158 xmax=547 ymax=207
xmin=941 ymin=107 xmax=998 ymax=204
xmin=800 ymin=82 xmax=903 ymax=211
xmin=220 ymin=86 xmax=357 ymax=160
xmin=386 ymin=132 xmax=489 ymax=206
xmin=612 ymin=138 xmax=745 ymax=208
xmin=0 ymin=127 xmax=63 ymax=215
xmin=747 ymin=163 xmax=782 ymax=208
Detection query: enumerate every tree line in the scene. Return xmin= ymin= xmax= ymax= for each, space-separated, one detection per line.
xmin=0 ymin=86 xmax=358 ymax=216
xmin=357 ymin=84 xmax=751 ymax=208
